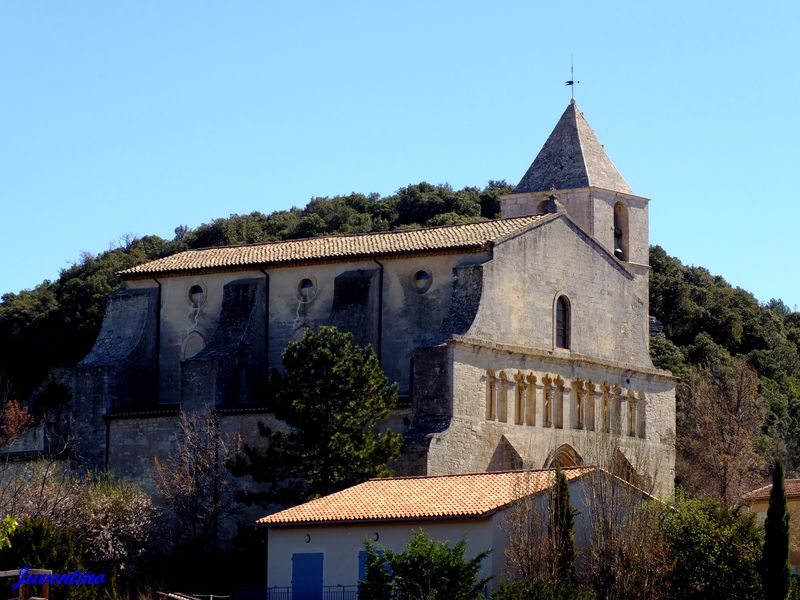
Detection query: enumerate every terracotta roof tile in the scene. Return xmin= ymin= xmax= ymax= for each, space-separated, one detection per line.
xmin=119 ymin=217 xmax=544 ymax=277
xmin=744 ymin=479 xmax=800 ymax=502
xmin=258 ymin=467 xmax=595 ymax=526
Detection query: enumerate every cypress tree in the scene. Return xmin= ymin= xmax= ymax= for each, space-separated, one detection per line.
xmin=763 ymin=459 xmax=790 ymax=600
xmin=550 ymin=465 xmax=579 ymax=588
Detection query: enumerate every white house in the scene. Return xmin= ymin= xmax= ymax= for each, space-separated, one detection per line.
xmin=258 ymin=466 xmax=651 ymax=596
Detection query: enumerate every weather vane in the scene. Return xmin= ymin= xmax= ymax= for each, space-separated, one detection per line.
xmin=565 ymin=55 xmax=580 ymax=100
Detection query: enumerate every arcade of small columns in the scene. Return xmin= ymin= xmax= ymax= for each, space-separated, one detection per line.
xmin=485 ymin=369 xmax=647 ymax=439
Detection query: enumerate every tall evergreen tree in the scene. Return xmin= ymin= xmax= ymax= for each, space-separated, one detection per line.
xmin=550 ymin=466 xmax=578 ymax=589
xmin=763 ymin=460 xmax=790 ymax=600
xmin=230 ymin=326 xmax=402 ymax=506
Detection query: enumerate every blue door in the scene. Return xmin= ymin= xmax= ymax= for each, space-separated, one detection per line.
xmin=292 ymin=552 xmax=323 ymax=600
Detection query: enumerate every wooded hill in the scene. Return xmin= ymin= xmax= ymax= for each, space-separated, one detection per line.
xmin=2 ymin=181 xmax=798 ymax=478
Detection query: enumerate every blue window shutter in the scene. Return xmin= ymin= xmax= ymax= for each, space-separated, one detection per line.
xmin=359 ymin=549 xmax=390 ymax=582
xmin=358 ymin=550 xmax=368 ymax=582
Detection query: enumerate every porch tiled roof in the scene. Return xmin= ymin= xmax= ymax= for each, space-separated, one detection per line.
xmin=119 ymin=216 xmax=543 ymax=277
xmin=259 ymin=467 xmax=594 ymax=526
xmin=744 ymin=479 xmax=800 ymax=502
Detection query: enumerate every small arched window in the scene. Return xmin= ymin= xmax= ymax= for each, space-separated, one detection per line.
xmin=412 ymin=269 xmax=433 ymax=294
xmin=613 ymin=202 xmax=629 ymax=261
xmin=188 ymin=284 xmax=206 ymax=308
xmin=297 ymin=278 xmax=316 ymax=302
xmin=555 ymin=295 xmax=571 ymax=349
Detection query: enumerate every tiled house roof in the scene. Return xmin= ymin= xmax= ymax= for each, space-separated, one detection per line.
xmin=744 ymin=479 xmax=800 ymax=502
xmin=259 ymin=467 xmax=595 ymax=526
xmin=119 ymin=216 xmax=544 ymax=277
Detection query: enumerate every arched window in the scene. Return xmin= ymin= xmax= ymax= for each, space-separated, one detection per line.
xmin=542 ymin=375 xmax=552 ymax=427
xmin=555 ymin=295 xmax=571 ymax=349
xmin=188 ymin=284 xmax=206 ymax=308
xmin=613 ymin=202 xmax=629 ymax=261
xmin=486 ymin=369 xmax=497 ymax=420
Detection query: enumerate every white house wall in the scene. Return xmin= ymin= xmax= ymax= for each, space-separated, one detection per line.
xmin=266 ymin=519 xmax=498 ymax=590
xmin=265 ymin=477 xmax=617 ymax=591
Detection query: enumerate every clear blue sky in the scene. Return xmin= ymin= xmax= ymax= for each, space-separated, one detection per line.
xmin=2 ymin=1 xmax=799 ymax=309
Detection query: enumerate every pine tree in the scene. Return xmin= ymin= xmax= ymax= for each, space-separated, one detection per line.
xmin=229 ymin=326 xmax=402 ymax=506
xmin=763 ymin=459 xmax=790 ymax=600
xmin=550 ymin=465 xmax=578 ymax=589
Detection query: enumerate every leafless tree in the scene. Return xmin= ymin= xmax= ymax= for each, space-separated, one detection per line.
xmin=676 ymin=358 xmax=766 ymax=508
xmin=0 ymin=401 xmax=72 ymax=523
xmin=0 ymin=398 xmax=158 ymax=581
xmin=568 ymin=433 xmax=673 ymax=599
xmin=581 ymin=471 xmax=673 ymax=598
xmin=153 ymin=406 xmax=237 ymax=551
xmin=77 ymin=475 xmax=159 ymax=569
xmin=502 ymin=471 xmax=561 ymax=585
xmin=0 ymin=460 xmax=157 ymax=568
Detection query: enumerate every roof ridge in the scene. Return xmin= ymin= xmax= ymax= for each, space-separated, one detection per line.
xmin=170 ymin=216 xmax=541 ymax=254
xmin=571 ymin=101 xmax=590 ymax=187
xmin=366 ymin=465 xmax=595 ymax=482
xmin=118 ymin=215 xmax=546 ymax=277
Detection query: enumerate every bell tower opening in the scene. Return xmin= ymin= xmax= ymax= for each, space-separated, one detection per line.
xmin=613 ymin=202 xmax=629 ymax=261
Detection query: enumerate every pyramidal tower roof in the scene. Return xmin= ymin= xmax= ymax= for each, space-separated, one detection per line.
xmin=515 ymin=100 xmax=633 ymax=195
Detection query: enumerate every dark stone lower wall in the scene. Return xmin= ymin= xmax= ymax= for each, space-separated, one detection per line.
xmin=395 ymin=345 xmax=453 ymax=476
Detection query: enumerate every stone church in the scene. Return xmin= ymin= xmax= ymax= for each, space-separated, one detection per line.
xmin=75 ymin=100 xmax=676 ymax=498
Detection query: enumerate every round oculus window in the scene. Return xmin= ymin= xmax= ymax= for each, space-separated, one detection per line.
xmin=412 ymin=270 xmax=433 ymax=293
xmin=188 ymin=284 xmax=207 ymax=308
xmin=298 ymin=278 xmax=316 ymax=302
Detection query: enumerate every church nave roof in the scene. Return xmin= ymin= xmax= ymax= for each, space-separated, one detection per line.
xmin=119 ymin=215 xmax=547 ymax=277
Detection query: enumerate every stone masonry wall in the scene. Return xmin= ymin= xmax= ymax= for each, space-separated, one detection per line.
xmin=126 ymin=250 xmax=488 ymax=400
xmin=422 ymin=341 xmax=676 ymax=498
xmin=499 ymin=188 xmax=650 ymax=268
xmin=465 ymin=215 xmax=652 ymax=368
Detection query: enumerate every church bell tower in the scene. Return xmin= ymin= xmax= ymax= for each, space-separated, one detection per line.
xmin=500 ymin=100 xmax=650 ymax=271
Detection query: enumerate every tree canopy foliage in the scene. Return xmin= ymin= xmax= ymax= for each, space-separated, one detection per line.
xmin=359 ymin=530 xmax=491 ymax=600
xmin=659 ymin=494 xmax=764 ymax=600
xmin=229 ymin=326 xmax=402 ymax=506
xmin=550 ymin=466 xmax=578 ymax=590
xmin=649 ymin=245 xmax=800 ymax=481
xmin=0 ymin=517 xmax=95 ymax=599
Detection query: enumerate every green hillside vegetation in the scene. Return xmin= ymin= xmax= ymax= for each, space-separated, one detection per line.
xmin=2 ymin=180 xmax=799 ymax=480
xmin=649 ymin=247 xmax=800 ymax=475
